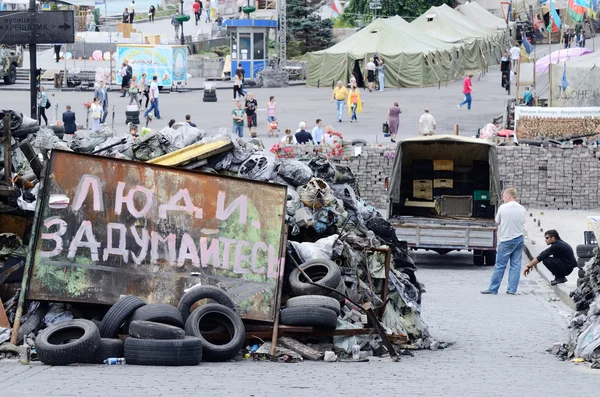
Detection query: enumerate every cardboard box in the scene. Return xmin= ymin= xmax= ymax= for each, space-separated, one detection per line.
xmin=413 ymin=180 xmax=432 ymax=200
xmin=433 ymin=160 xmax=454 ymax=171
xmin=434 ymin=179 xmax=454 ymax=188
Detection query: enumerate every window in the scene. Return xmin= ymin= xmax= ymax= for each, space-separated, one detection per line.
xmin=253 ymin=33 xmax=264 ymax=60
xmin=239 ymin=33 xmax=251 ymax=60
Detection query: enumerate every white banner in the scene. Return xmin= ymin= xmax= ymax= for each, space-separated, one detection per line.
xmin=550 ymin=63 xmax=600 ymax=107
xmin=515 ymin=106 xmax=600 ymax=121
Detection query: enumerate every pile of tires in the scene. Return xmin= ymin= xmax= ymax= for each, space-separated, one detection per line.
xmin=576 ymin=244 xmax=596 ymax=282
xmin=280 ymin=295 xmax=340 ymax=330
xmin=288 ymin=259 xmax=346 ymax=303
xmin=125 ymin=109 xmax=140 ymax=125
xmin=203 ymin=88 xmax=217 ymax=103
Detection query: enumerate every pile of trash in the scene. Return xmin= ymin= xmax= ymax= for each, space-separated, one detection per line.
xmin=1 ymin=115 xmax=436 ymax=363
xmin=552 ymin=251 xmax=600 ymax=369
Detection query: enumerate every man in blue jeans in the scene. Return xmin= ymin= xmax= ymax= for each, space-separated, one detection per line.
xmin=481 ymin=187 xmax=526 ymax=295
xmin=144 ymin=76 xmax=161 ymax=120
xmin=330 ymin=80 xmax=348 ymax=123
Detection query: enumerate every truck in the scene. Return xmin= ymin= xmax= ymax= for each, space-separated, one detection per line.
xmin=116 ymin=44 xmax=187 ymax=89
xmin=0 ymin=45 xmax=23 ymax=85
xmin=387 ymin=135 xmax=501 ymax=266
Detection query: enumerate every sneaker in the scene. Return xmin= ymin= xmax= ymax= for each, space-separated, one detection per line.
xmin=506 ymin=291 xmax=517 ymax=295
xmin=457 ymin=104 xmax=461 ymax=110
xmin=338 ymin=119 xmax=342 ymax=123
xmin=480 ymin=290 xmax=496 ymax=294
xmin=550 ymin=277 xmax=568 ymax=286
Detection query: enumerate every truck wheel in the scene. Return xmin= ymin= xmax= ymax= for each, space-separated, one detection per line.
xmin=473 ymin=250 xmax=484 ymax=266
xmin=3 ymin=64 xmax=17 ymax=85
xmin=484 ymin=250 xmax=496 ymax=266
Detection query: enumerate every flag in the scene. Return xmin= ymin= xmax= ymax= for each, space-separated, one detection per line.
xmin=568 ymin=0 xmax=588 ymax=22
xmin=548 ymin=0 xmax=562 ymax=32
xmin=520 ymin=33 xmax=533 ymax=62
xmin=562 ymin=63 xmax=573 ymax=96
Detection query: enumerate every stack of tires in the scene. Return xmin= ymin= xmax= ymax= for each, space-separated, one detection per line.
xmin=576 ymin=243 xmax=596 ymax=285
xmin=203 ymin=86 xmax=217 ymax=103
xmin=125 ymin=105 xmax=140 ymax=125
xmin=280 ymin=259 xmax=343 ymax=330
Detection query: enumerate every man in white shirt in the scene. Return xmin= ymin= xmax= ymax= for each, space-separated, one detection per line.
xmin=144 ymin=76 xmax=161 ymax=120
xmin=311 ymin=119 xmax=323 ymax=144
xmin=129 ymin=1 xmax=136 ymax=24
xmin=509 ymin=45 xmax=520 ymax=69
xmin=481 ymin=187 xmax=526 ymax=295
xmin=418 ymin=109 xmax=436 ymax=136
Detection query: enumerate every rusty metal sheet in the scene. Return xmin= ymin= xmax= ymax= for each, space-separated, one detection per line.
xmin=147 ymin=139 xmax=233 ymax=167
xmin=26 ymin=151 xmax=288 ymax=322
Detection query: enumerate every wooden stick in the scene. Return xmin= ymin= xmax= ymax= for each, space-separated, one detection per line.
xmin=3 ymin=114 xmax=11 ymax=185
xmin=269 ymin=227 xmax=288 ymax=357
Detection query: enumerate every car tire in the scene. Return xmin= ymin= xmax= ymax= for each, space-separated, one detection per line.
xmin=125 ymin=111 xmax=139 ymax=117
xmin=484 ymin=250 xmax=497 ymax=266
xmin=126 ymin=304 xmax=184 ymax=333
xmin=576 ymin=244 xmax=595 ymax=259
xmin=203 ymin=98 xmax=218 ymax=102
xmin=473 ymin=250 xmax=485 ymax=266
xmin=99 ymin=295 xmax=146 ymax=338
xmin=178 ymin=285 xmax=235 ymax=324
xmin=184 ymin=303 xmax=245 ymax=362
xmin=279 ymin=306 xmax=337 ymax=330
xmin=83 ymin=338 xmax=124 ymax=364
xmin=124 ymin=336 xmax=202 ymax=366
xmin=129 ymin=320 xmax=185 ymax=340
xmin=285 ymin=295 xmax=341 ymax=316
xmin=351 ymin=139 xmax=367 ymax=146
xmin=288 ymin=259 xmax=342 ymax=296
xmin=17 ymin=302 xmax=48 ymax=344
xmin=35 ymin=319 xmax=101 ymax=365
xmin=578 ymin=268 xmax=586 ymax=278
xmin=3 ymin=64 xmax=17 ymax=85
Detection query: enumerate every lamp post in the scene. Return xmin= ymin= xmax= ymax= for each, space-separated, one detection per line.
xmin=180 ymin=0 xmax=185 ymax=46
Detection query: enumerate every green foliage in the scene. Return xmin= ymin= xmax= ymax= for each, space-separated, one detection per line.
xmin=50 ymin=3 xmax=58 ymax=11
xmin=341 ymin=0 xmax=452 ymax=26
xmin=212 ymin=45 xmax=230 ymax=57
xmin=333 ymin=16 xmax=354 ymax=28
xmin=287 ymin=0 xmax=334 ymax=55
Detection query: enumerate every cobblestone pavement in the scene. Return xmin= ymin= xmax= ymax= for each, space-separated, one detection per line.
xmin=1 ymin=252 xmax=598 ymax=396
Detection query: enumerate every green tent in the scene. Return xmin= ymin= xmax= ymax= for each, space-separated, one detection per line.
xmin=306 ymin=17 xmax=464 ymax=88
xmin=410 ymin=4 xmax=505 ymax=70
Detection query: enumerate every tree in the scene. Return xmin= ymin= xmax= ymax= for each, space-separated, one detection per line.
xmin=341 ymin=0 xmax=452 ymax=26
xmin=287 ymin=0 xmax=334 ymax=57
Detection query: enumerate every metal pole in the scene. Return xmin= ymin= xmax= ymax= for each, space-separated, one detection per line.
xmin=180 ymin=0 xmax=185 ymax=46
xmin=106 ymin=1 xmax=112 ymax=90
xmin=549 ymin=18 xmax=552 ymax=107
xmin=29 ymin=0 xmax=37 ymax=120
xmin=3 ymin=114 xmax=11 ymax=186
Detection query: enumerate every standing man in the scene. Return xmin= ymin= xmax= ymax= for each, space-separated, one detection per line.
xmin=330 ymin=81 xmax=348 ymax=123
xmin=185 ymin=114 xmax=197 ymax=127
xmin=193 ymin=0 xmax=201 ymax=25
xmin=524 ymin=230 xmax=577 ymax=285
xmin=62 ymin=105 xmax=77 ymax=135
xmin=311 ymin=119 xmax=323 ymax=144
xmin=205 ymin=0 xmax=212 ymax=23
xmin=129 ymin=1 xmax=136 ymax=24
xmin=231 ymin=101 xmax=245 ymax=137
xmin=122 ymin=8 xmax=129 ymax=23
xmin=481 ymin=188 xmax=526 ymax=295
xmin=144 ymin=75 xmax=161 ymax=120
xmin=94 ymin=81 xmax=109 ymax=124
xmin=457 ymin=73 xmax=474 ymax=111
xmin=171 ymin=15 xmax=182 ymax=39
xmin=236 ymin=63 xmax=247 ymax=95
xmin=500 ymin=52 xmax=511 ymax=95
xmin=86 ymin=10 xmax=95 ymax=31
xmin=244 ymin=93 xmax=258 ymax=137
xmin=53 ymin=44 xmax=61 ymax=63
xmin=418 ymin=109 xmax=436 ymax=136
xmin=509 ymin=45 xmax=520 ymax=70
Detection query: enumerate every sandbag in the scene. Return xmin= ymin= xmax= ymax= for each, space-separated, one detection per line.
xmin=132 ymin=130 xmax=165 ymax=161
xmin=157 ymin=123 xmax=205 ymax=153
xmin=278 ymin=160 xmax=313 ymax=187
xmin=0 ymin=109 xmax=23 ymax=131
xmin=297 ymin=178 xmax=336 ymax=209
xmin=71 ymin=128 xmax=114 ymax=153
xmin=238 ymin=152 xmax=279 ymax=181
xmin=32 ymin=127 xmax=71 ymax=151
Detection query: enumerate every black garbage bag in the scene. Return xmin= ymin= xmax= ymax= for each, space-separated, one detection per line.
xmin=132 ymin=130 xmax=166 ymax=161
xmin=366 ymin=215 xmax=415 ymax=271
xmin=71 ymin=128 xmax=113 ymax=153
xmin=312 ymin=207 xmax=339 ymax=234
xmin=0 ymin=109 xmax=24 ymax=131
xmin=238 ymin=152 xmax=279 ymax=181
xmin=302 ymin=156 xmax=336 ymax=182
xmin=278 ymin=160 xmax=313 ymax=186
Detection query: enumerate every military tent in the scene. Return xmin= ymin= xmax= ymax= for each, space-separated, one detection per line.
xmin=411 ymin=4 xmax=504 ymax=70
xmin=457 ymin=1 xmax=515 ymax=30
xmin=463 ymin=0 xmax=541 ymax=19
xmin=306 ymin=17 xmax=464 ymax=88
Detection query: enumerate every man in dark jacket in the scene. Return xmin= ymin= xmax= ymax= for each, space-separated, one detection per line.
xmin=295 ymin=121 xmax=313 ymax=144
xmin=62 ymin=105 xmax=77 ymax=134
xmin=523 ymin=229 xmax=577 ymax=285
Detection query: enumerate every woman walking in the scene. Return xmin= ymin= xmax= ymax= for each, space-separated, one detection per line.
xmin=38 ymin=86 xmax=49 ymax=125
xmin=347 ymin=86 xmax=362 ymax=123
xmin=138 ymin=73 xmax=149 ymax=108
xmin=385 ymin=101 xmax=402 ymax=143
xmin=233 ymin=69 xmax=245 ymax=100
xmin=128 ymin=76 xmax=139 ymax=105
xmin=366 ymin=57 xmax=376 ymax=92
xmin=90 ymin=97 xmax=102 ymax=133
xmin=377 ymin=57 xmax=385 ymax=91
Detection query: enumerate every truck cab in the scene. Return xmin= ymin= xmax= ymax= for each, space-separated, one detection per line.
xmin=387 ymin=135 xmax=501 ymax=266
xmin=0 ymin=45 xmax=23 ymax=85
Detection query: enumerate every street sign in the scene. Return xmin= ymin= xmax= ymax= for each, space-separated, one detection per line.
xmin=0 ymin=11 xmax=75 ymax=45
xmin=369 ymin=0 xmax=382 ymax=10
xmin=501 ymin=1 xmax=511 ymax=23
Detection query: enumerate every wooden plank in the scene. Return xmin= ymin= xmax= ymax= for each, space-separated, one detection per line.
xmin=278 ymin=336 xmax=323 ymax=361
xmin=0 ymin=215 xmax=29 ymax=238
xmin=0 ymin=298 xmax=10 ymax=329
xmin=147 ymin=139 xmax=233 ymax=166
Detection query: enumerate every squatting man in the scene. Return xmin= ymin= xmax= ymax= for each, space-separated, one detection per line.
xmin=523 ymin=229 xmax=577 ymax=286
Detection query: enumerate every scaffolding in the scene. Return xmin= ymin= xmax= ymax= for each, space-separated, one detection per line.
xmin=276 ymin=0 xmax=286 ymax=68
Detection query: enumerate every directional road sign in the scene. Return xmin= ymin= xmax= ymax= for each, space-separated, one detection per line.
xmin=369 ymin=1 xmax=382 ymax=10
xmin=0 ymin=11 xmax=75 ymax=45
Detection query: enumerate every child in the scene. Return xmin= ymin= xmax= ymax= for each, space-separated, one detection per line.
xmin=268 ymin=119 xmax=279 ymax=137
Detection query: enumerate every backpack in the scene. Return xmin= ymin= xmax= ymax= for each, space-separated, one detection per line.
xmin=44 ymin=99 xmax=51 ymax=109
xmin=126 ymin=65 xmax=132 ymax=78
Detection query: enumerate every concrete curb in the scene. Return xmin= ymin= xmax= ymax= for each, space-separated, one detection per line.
xmin=523 ymin=238 xmax=575 ymax=310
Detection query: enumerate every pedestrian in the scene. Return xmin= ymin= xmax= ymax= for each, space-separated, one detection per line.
xmin=330 ymin=80 xmax=348 ymax=123
xmin=139 ymin=73 xmax=149 ymax=108
xmin=94 ymin=80 xmax=109 ymax=123
xmin=267 ymin=95 xmax=277 ymax=122
xmin=311 ymin=119 xmax=323 ymax=144
xmin=168 ymin=119 xmax=176 ymax=128
xmin=481 ymin=187 xmax=526 ymax=295
xmin=129 ymin=1 xmax=135 ymax=24
xmin=418 ymin=108 xmax=436 ymax=136
xmin=563 ymin=28 xmax=571 ymax=49
xmin=457 ymin=73 xmax=474 ymax=110
xmin=500 ymin=52 xmax=511 ymax=95
xmin=205 ymin=0 xmax=211 ymax=22
xmin=580 ymin=28 xmax=587 ymax=48
xmin=128 ymin=76 xmax=139 ymax=106
xmin=347 ymin=86 xmax=362 ymax=123
xmin=385 ymin=101 xmax=402 ymax=143
xmin=281 ymin=128 xmax=297 ymax=144
xmin=233 ymin=69 xmax=245 ymax=99
xmin=236 ymin=63 xmax=247 ymax=95
xmin=62 ymin=105 xmax=77 ymax=135
xmin=122 ymin=8 xmax=129 ymax=23
xmin=186 ymin=114 xmax=197 ymax=127
xmin=38 ymin=85 xmax=48 ymax=126
xmin=231 ymin=100 xmax=245 ymax=137
xmin=86 ymin=10 xmax=95 ymax=31
xmin=377 ymin=57 xmax=385 ymax=91
xmin=523 ymin=230 xmax=577 ymax=286
xmin=119 ymin=63 xmax=129 ymax=97
xmin=245 ymin=93 xmax=258 ymax=137
xmin=509 ymin=45 xmax=520 ymax=70
xmin=144 ymin=75 xmax=161 ymax=120
xmin=522 ymin=86 xmax=533 ymax=106
xmin=295 ymin=122 xmax=314 ymax=144
xmin=350 ymin=73 xmax=357 ymax=89
xmin=148 ymin=5 xmax=156 ymax=22
xmin=53 ymin=43 xmax=61 ymax=63
xmin=321 ymin=125 xmax=341 ymax=146
xmin=366 ymin=57 xmax=376 ymax=92
xmin=172 ymin=15 xmax=181 ymax=39
xmin=90 ymin=97 xmax=102 ymax=133
xmin=193 ymin=0 xmax=201 ymax=25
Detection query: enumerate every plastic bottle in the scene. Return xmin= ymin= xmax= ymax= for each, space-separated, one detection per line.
xmin=103 ymin=357 xmax=126 ymax=365
xmin=351 ymin=343 xmax=360 ymax=360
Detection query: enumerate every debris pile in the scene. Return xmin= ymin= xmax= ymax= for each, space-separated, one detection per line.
xmin=552 ymin=251 xmax=600 ymax=368
xmin=1 ymin=113 xmax=435 ymax=363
